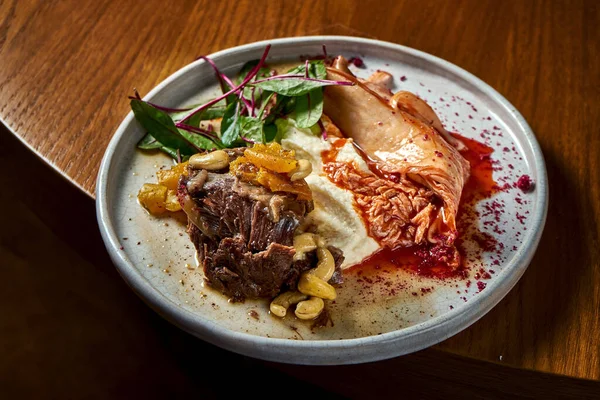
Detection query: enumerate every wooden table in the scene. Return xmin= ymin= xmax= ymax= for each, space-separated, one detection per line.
xmin=1 ymin=0 xmax=599 ymax=397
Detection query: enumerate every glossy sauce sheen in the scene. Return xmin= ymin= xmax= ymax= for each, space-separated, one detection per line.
xmin=321 ymin=133 xmax=496 ymax=279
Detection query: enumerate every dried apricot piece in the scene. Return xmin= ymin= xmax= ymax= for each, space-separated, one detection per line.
xmin=244 ymin=148 xmax=297 ymax=173
xmin=138 ymin=183 xmax=168 ymax=215
xmin=157 ymin=161 xmax=188 ymax=190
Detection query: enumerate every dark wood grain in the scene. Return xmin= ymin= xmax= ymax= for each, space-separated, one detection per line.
xmin=0 ymin=0 xmax=599 ymax=384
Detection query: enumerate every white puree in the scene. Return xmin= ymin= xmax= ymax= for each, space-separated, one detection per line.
xmin=281 ymin=124 xmax=380 ymax=268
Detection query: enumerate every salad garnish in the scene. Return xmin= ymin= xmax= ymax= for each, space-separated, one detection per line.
xmin=131 ymin=45 xmax=354 ymax=160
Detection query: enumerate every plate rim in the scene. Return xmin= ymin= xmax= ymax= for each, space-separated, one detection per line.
xmin=96 ymin=35 xmax=548 ymax=365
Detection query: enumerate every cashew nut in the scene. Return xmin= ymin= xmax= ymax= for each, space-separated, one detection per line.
xmin=189 ymin=150 xmax=229 ymax=170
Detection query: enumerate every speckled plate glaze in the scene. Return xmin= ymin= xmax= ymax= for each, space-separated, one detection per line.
xmin=96 ymin=36 xmax=548 ymax=365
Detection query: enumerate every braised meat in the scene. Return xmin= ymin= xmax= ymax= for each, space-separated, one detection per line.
xmin=179 ymin=162 xmax=343 ymax=301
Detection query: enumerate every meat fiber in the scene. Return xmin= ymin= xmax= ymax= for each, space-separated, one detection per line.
xmin=179 ymin=160 xmax=343 ymax=301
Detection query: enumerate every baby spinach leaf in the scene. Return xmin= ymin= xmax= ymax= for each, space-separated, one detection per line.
xmin=137 ymin=133 xmax=162 ymax=150
xmin=131 ymin=99 xmax=197 ymax=155
xmin=186 ymin=106 xmax=226 ymax=127
xmin=263 ymin=122 xmax=278 ymax=143
xmin=236 ymin=60 xmax=272 ymax=85
xmin=311 ymin=60 xmax=327 ymax=79
xmin=239 ymin=116 xmax=264 ymax=143
xmin=171 ymin=105 xmax=226 ymax=125
xmin=159 ymin=146 xmax=180 ymax=159
xmin=179 ymin=129 xmax=220 ymax=150
xmin=295 ymin=88 xmax=323 ymax=128
xmin=287 ymin=60 xmax=326 ymax=79
xmin=137 ymin=133 xmax=187 ymax=160
xmin=249 ymin=78 xmax=337 ymax=97
xmin=220 ymin=101 xmax=242 ymax=146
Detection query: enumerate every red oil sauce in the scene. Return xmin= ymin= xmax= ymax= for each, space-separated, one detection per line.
xmin=349 ymin=243 xmax=467 ymax=280
xmin=321 ymin=138 xmax=347 ymax=163
xmin=344 ymin=133 xmax=497 ymax=280
xmin=452 ymin=133 xmax=497 ymax=202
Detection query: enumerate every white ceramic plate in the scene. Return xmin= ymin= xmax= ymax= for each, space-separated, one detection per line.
xmin=96 ymin=36 xmax=547 ymax=365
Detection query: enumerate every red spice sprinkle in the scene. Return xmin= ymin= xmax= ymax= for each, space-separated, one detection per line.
xmin=516 ymin=175 xmax=534 ymax=192
xmin=477 ymin=281 xmax=487 ymax=292
xmin=435 ymin=151 xmax=443 ymax=157
xmin=348 ymin=57 xmax=364 ymax=67
xmin=423 ymin=134 xmax=429 ymax=141
xmin=400 ymin=75 xmax=407 ymax=81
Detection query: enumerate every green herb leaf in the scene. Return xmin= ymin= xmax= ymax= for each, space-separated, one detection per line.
xmin=170 ymin=105 xmax=226 ymax=125
xmin=137 ymin=133 xmax=162 ymax=150
xmin=311 ymin=61 xmax=327 ymax=80
xmin=159 ymin=146 xmax=181 ymax=160
xmin=286 ymin=60 xmax=326 ymax=79
xmin=237 ymin=60 xmax=271 ymax=102
xmin=249 ymin=78 xmax=339 ymax=97
xmin=255 ymin=60 xmax=330 ymax=97
xmin=263 ymin=122 xmax=278 ymax=142
xmin=131 ymin=99 xmax=197 ymax=155
xmin=263 ymin=95 xmax=294 ymax=125
xmin=220 ymin=101 xmax=242 ymax=146
xmin=137 ymin=133 xmax=196 ymax=159
xmin=236 ymin=60 xmax=272 ymax=85
xmin=179 ymin=129 xmax=220 ymax=150
xmin=187 ymin=106 xmax=226 ymax=127
xmin=295 ymin=88 xmax=323 ymax=128
xmin=239 ymin=116 xmax=264 ymax=143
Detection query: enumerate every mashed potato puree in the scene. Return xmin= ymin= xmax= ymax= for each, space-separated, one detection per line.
xmin=281 ymin=123 xmax=380 ymax=268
